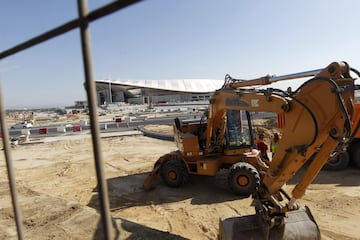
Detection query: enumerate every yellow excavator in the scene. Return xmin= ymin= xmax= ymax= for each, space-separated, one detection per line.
xmin=143 ymin=61 xmax=360 ymax=239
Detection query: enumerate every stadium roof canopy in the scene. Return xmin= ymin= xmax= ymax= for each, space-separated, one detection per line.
xmin=95 ymin=79 xmax=224 ymax=93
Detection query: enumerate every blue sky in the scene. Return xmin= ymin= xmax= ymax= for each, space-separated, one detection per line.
xmin=1 ymin=0 xmax=360 ymax=109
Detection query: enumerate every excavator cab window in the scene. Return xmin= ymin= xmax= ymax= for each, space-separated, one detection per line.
xmin=225 ymin=110 xmax=253 ymax=149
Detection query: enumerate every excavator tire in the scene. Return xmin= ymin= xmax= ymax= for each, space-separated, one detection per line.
xmin=323 ymin=151 xmax=349 ymax=171
xmin=227 ymin=162 xmax=260 ymax=196
xmin=160 ymin=159 xmax=189 ymax=188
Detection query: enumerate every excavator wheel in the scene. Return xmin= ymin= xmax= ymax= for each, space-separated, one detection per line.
xmin=160 ymin=159 xmax=189 ymax=188
xmin=323 ymin=151 xmax=349 ymax=171
xmin=227 ymin=162 xmax=260 ymax=196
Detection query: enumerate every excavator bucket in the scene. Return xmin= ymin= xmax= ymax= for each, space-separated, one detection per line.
xmin=143 ymin=163 xmax=161 ymax=190
xmin=143 ymin=153 xmax=172 ymax=190
xmin=219 ymin=206 xmax=320 ymax=240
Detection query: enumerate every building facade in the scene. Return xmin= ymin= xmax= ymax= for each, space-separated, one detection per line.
xmin=95 ymin=79 xmax=224 ymax=106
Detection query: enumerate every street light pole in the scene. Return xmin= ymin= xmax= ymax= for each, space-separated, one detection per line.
xmin=109 ymin=80 xmax=112 ymax=104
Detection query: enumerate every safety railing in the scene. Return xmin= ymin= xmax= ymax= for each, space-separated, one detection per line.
xmin=0 ymin=1 xmax=142 ymax=239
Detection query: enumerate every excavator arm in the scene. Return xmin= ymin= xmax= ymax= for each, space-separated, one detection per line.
xmin=261 ymin=62 xmax=354 ymax=203
xmin=220 ymin=61 xmax=360 ymax=239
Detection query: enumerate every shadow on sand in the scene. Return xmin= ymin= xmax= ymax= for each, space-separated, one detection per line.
xmin=87 ymin=165 xmax=359 ymax=239
xmin=88 ymin=171 xmax=243 ymax=239
xmin=88 ymin=170 xmax=245 ymax=211
xmin=92 ymin=217 xmax=188 ymax=240
xmin=88 ymin=166 xmax=360 ymax=212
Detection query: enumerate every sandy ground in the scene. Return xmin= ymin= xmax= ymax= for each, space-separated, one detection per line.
xmin=0 ymin=124 xmax=359 ymax=240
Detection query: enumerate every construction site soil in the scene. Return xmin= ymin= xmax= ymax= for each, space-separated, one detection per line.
xmin=0 ymin=124 xmax=359 ymax=240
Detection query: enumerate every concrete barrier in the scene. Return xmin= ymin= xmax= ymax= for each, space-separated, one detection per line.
xmin=100 ymin=123 xmax=108 ymax=130
xmin=57 ymin=126 xmax=66 ymax=133
xmin=139 ymin=127 xmax=174 ymax=141
xmin=80 ymin=120 xmax=88 ymax=126
xmin=21 ymin=129 xmax=31 ymax=135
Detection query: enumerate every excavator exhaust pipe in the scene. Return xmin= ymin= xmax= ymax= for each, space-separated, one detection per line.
xmin=219 ymin=206 xmax=320 ymax=240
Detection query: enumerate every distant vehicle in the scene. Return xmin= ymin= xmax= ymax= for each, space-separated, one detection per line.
xmin=113 ymin=116 xmax=122 ymax=122
xmin=10 ymin=121 xmax=33 ymax=129
xmin=55 ymin=108 xmax=67 ymax=115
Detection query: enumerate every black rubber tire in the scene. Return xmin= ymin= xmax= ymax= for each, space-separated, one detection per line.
xmin=349 ymin=142 xmax=360 ymax=168
xmin=227 ymin=162 xmax=260 ymax=196
xmin=160 ymin=159 xmax=188 ymax=188
xmin=323 ymin=151 xmax=350 ymax=171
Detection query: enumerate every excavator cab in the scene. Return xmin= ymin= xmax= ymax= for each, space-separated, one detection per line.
xmin=172 ymin=109 xmax=254 ymax=157
xmin=224 ymin=110 xmax=253 ymax=152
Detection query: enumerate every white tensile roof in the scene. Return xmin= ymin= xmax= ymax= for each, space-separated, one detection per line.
xmin=96 ymin=79 xmax=225 ymax=93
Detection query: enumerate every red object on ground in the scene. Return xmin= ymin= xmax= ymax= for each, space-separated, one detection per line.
xmin=39 ymin=128 xmax=48 ymax=134
xmin=72 ymin=125 xmax=82 ymax=132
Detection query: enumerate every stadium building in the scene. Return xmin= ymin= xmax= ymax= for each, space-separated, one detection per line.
xmin=95 ymin=79 xmax=224 ymax=106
